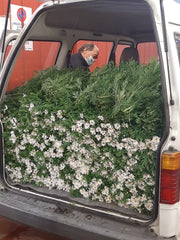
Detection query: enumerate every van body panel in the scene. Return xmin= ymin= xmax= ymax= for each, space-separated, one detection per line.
xmin=155 ymin=0 xmax=180 ymax=237
xmin=0 ymin=190 xmax=175 ymax=240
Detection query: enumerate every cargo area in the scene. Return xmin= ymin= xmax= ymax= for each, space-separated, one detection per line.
xmin=0 ymin=0 xmax=165 ymax=222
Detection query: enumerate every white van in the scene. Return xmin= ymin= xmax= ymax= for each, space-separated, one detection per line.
xmin=0 ymin=0 xmax=180 ymax=239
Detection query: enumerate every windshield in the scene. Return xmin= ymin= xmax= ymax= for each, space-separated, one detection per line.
xmin=175 ymin=33 xmax=180 ymax=65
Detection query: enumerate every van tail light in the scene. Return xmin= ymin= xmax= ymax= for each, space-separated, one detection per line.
xmin=160 ymin=152 xmax=180 ymax=204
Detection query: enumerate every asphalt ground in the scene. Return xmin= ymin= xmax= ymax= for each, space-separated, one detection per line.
xmin=0 ymin=216 xmax=70 ymax=240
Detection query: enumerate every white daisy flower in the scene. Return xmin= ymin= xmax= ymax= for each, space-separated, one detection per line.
xmin=98 ymin=115 xmax=104 ymax=121
xmin=84 ymin=122 xmax=90 ymax=129
xmin=114 ymin=123 xmax=121 ymax=130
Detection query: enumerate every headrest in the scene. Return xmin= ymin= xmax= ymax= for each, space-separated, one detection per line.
xmin=120 ymin=47 xmax=139 ymax=64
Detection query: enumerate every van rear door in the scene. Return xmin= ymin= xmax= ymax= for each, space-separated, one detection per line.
xmin=157 ymin=0 xmax=180 ymax=237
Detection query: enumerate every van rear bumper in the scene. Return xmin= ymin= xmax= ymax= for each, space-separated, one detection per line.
xmin=0 ymin=189 xmax=175 ymax=240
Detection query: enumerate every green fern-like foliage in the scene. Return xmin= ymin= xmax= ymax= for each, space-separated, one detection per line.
xmin=76 ymin=60 xmax=163 ymax=138
xmin=3 ymin=59 xmax=163 ymax=139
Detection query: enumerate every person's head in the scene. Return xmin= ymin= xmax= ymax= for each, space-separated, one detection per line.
xmin=79 ymin=43 xmax=99 ymax=66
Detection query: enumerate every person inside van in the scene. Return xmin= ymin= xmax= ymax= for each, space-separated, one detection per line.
xmin=69 ymin=43 xmax=99 ymax=70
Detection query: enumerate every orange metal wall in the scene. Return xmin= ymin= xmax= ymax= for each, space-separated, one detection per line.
xmin=6 ymin=42 xmax=60 ymax=91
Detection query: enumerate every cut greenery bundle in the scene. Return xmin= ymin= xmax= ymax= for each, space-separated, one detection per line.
xmin=1 ymin=60 xmax=163 ymax=214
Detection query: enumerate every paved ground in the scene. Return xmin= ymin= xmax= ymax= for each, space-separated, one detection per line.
xmin=0 ymin=216 xmax=70 ymax=240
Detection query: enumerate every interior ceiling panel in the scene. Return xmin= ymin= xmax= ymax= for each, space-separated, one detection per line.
xmin=45 ymin=0 xmax=155 ymax=42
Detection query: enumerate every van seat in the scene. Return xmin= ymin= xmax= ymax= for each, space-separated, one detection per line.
xmin=120 ymin=47 xmax=139 ymax=64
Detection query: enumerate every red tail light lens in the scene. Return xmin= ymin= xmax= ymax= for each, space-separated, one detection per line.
xmin=160 ymin=152 xmax=180 ymax=204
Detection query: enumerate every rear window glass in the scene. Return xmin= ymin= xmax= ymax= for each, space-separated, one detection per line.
xmin=115 ymin=42 xmax=158 ymax=66
xmin=6 ymin=40 xmax=60 ymax=91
